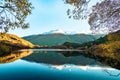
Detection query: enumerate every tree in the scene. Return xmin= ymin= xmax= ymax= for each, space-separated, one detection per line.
xmin=65 ymin=0 xmax=90 ymax=19
xmin=65 ymin=0 xmax=120 ymax=33
xmin=89 ymin=0 xmax=120 ymax=33
xmin=0 ymin=0 xmax=33 ymax=32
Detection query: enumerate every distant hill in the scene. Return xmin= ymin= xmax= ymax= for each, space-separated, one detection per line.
xmin=63 ymin=30 xmax=120 ymax=60
xmin=62 ymin=30 xmax=120 ymax=69
xmin=63 ymin=30 xmax=120 ymax=51
xmin=0 ymin=33 xmax=35 ymax=55
xmin=23 ymin=33 xmax=103 ymax=46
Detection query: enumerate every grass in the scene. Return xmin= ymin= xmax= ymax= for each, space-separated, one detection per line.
xmin=0 ymin=33 xmax=34 ymax=55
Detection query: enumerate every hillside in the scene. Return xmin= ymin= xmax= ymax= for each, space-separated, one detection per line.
xmin=89 ymin=30 xmax=120 ymax=69
xmin=0 ymin=33 xmax=35 ymax=55
xmin=64 ymin=30 xmax=120 ymax=54
xmin=62 ymin=30 xmax=120 ymax=69
xmin=89 ymin=30 xmax=120 ymax=56
xmin=63 ymin=30 xmax=120 ymax=49
xmin=23 ymin=34 xmax=103 ymax=46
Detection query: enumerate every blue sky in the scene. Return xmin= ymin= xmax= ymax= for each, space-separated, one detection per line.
xmin=9 ymin=0 xmax=99 ymax=37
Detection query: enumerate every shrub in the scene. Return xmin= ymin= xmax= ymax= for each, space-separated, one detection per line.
xmin=0 ymin=44 xmax=11 ymax=54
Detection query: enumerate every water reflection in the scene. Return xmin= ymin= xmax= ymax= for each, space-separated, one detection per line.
xmin=0 ymin=49 xmax=120 ymax=80
xmin=21 ymin=49 xmax=120 ymax=70
xmin=0 ymin=49 xmax=120 ymax=70
xmin=103 ymin=69 xmax=120 ymax=77
xmin=0 ymin=49 xmax=32 ymax=63
xmin=21 ymin=49 xmax=120 ymax=77
xmin=22 ymin=49 xmax=102 ymax=66
xmin=50 ymin=64 xmax=120 ymax=77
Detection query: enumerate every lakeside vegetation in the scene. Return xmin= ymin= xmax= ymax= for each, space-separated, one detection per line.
xmin=62 ymin=30 xmax=120 ymax=50
xmin=0 ymin=33 xmax=34 ymax=55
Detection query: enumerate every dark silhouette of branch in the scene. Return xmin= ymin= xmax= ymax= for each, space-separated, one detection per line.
xmin=103 ymin=69 xmax=120 ymax=77
xmin=0 ymin=6 xmax=5 ymax=14
xmin=109 ymin=8 xmax=120 ymax=17
xmin=0 ymin=0 xmax=32 ymax=32
xmin=5 ymin=9 xmax=18 ymax=20
xmin=0 ymin=6 xmax=5 ymax=8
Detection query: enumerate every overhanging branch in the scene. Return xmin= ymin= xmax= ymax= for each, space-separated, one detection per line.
xmin=0 ymin=6 xmax=5 ymax=14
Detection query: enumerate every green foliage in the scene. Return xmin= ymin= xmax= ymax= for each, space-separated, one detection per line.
xmin=63 ymin=42 xmax=80 ymax=48
xmin=81 ymin=36 xmax=107 ymax=47
xmin=63 ymin=35 xmax=106 ymax=49
xmin=23 ymin=34 xmax=102 ymax=46
xmin=62 ymin=30 xmax=120 ymax=55
xmin=0 ymin=0 xmax=33 ymax=32
xmin=75 ymin=30 xmax=120 ymax=48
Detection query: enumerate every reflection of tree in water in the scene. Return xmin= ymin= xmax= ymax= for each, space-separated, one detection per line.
xmin=94 ymin=56 xmax=120 ymax=70
xmin=0 ymin=50 xmax=33 ymax=63
xmin=62 ymin=51 xmax=120 ymax=70
xmin=58 ymin=51 xmax=120 ymax=70
xmin=93 ymin=57 xmax=120 ymax=71
xmin=22 ymin=50 xmax=102 ymax=66
xmin=103 ymin=69 xmax=120 ymax=77
xmin=58 ymin=51 xmax=84 ymax=57
xmin=22 ymin=50 xmax=120 ymax=70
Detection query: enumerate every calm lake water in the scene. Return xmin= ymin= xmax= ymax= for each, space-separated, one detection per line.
xmin=0 ymin=49 xmax=120 ymax=80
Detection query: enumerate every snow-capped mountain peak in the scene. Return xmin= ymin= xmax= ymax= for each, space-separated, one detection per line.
xmin=43 ymin=29 xmax=65 ymax=34
xmin=42 ymin=29 xmax=90 ymax=35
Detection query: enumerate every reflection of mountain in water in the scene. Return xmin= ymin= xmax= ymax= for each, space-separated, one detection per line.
xmin=50 ymin=64 xmax=120 ymax=77
xmin=1 ymin=49 xmax=120 ymax=77
xmin=0 ymin=50 xmax=32 ymax=63
xmin=21 ymin=49 xmax=120 ymax=70
xmin=22 ymin=50 xmax=120 ymax=76
xmin=1 ymin=49 xmax=120 ymax=71
xmin=22 ymin=51 xmax=103 ymax=66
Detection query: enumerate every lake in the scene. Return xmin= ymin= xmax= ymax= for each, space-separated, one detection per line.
xmin=0 ymin=49 xmax=120 ymax=80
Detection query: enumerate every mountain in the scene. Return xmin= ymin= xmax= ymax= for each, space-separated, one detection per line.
xmin=23 ymin=33 xmax=103 ymax=46
xmin=63 ymin=30 xmax=120 ymax=52
xmin=62 ymin=30 xmax=120 ymax=69
xmin=63 ymin=30 xmax=120 ymax=61
xmin=88 ymin=30 xmax=120 ymax=69
xmin=0 ymin=33 xmax=35 ymax=55
xmin=43 ymin=29 xmax=66 ymax=34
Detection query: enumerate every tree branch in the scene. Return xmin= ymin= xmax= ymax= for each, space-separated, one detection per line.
xmin=109 ymin=8 xmax=120 ymax=17
xmin=104 ymin=69 xmax=120 ymax=77
xmin=0 ymin=6 xmax=5 ymax=14
xmin=5 ymin=8 xmax=18 ymax=20
xmin=0 ymin=6 xmax=5 ymax=8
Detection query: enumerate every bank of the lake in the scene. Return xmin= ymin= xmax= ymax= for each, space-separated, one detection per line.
xmin=0 ymin=33 xmax=35 ymax=55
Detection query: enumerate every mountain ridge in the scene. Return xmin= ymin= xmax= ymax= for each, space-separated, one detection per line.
xmin=38 ymin=29 xmax=94 ymax=35
xmin=23 ymin=33 xmax=103 ymax=46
